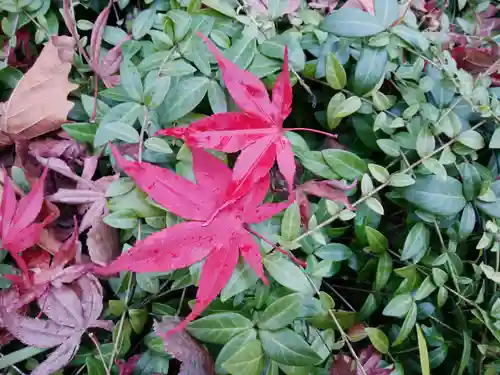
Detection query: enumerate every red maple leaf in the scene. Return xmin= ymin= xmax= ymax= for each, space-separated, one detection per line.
xmin=157 ymin=34 xmax=333 ymax=202
xmin=96 ymin=145 xmax=291 ymax=333
xmin=0 ymin=167 xmax=56 ymax=278
xmin=331 ymin=345 xmax=393 ymax=375
xmin=5 ymin=220 xmax=92 ymax=310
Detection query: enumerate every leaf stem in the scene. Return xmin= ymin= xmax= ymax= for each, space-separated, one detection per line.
xmin=245 ymin=225 xmax=306 ymax=268
xmin=285 ymin=127 xmax=337 ymax=138
xmin=88 ymin=333 xmax=111 ymax=375
xmin=289 ymin=120 xmax=487 ymax=244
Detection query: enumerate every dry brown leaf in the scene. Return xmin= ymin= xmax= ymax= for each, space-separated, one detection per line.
xmin=0 ymin=36 xmax=78 ymax=146
xmin=86 ymin=217 xmax=120 ymax=266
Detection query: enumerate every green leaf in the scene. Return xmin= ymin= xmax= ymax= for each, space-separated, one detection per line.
xmin=366 ymin=227 xmax=388 ymax=253
xmin=0 ymin=347 xmax=47 ymax=370
xmin=392 ymin=25 xmax=430 ymax=51
xmin=416 ymin=324 xmax=431 ymax=375
xmin=134 ymin=351 xmax=170 ymax=375
xmin=353 ymin=47 xmax=388 ymax=96
xmin=374 ymin=0 xmax=398 ymax=27
xmin=489 ymin=128 xmax=500 ymax=148
xmin=368 ymin=163 xmax=390 ymax=183
xmin=281 ymin=203 xmax=301 ymax=241
xmin=326 ymin=92 xmax=345 ymax=130
xmin=62 ymin=122 xmax=97 ymax=144
xmin=457 ymin=130 xmax=484 ymax=150
xmin=325 ymin=53 xmax=346 ymax=90
xmin=136 ymin=273 xmax=160 ymax=294
xmin=331 ymin=96 xmax=362 ymax=118
xmin=258 ymin=293 xmax=302 ymax=330
xmin=315 ymin=243 xmax=352 ymax=261
xmin=401 ymin=175 xmax=466 ymax=216
xmin=187 ymin=312 xmax=254 ymax=344
xmin=86 ymin=357 xmax=107 ymax=375
xmin=267 ymin=0 xmax=288 ymax=19
xmin=161 ymin=76 xmax=209 ymax=122
xmin=94 ymin=121 xmax=140 ymax=147
xmin=263 ymin=253 xmax=314 ymax=294
xmin=259 ymin=35 xmax=305 ymax=71
xmin=248 ymin=53 xmax=282 ymax=78
xmin=374 ymin=252 xmax=392 ymax=291
xmin=459 ymin=163 xmax=481 ymax=201
xmin=144 ymin=137 xmax=173 ymax=154
xmin=416 ymin=125 xmax=435 ymax=157
xmin=322 ymin=149 xmax=367 ymax=180
xmin=458 ymin=203 xmax=476 ymax=240
xmin=383 ymin=294 xmax=413 ymax=317
xmin=208 ymin=80 xmax=227 ymax=113
xmin=480 ymin=263 xmax=500 ymax=284
xmin=202 ymin=0 xmax=237 ymax=18
xmin=389 ymin=173 xmax=415 ymax=187
xmin=226 ymin=35 xmax=256 ymax=70
xmin=415 ymin=276 xmax=436 ymax=300
xmin=223 ymin=340 xmax=265 ymax=375
xmin=360 ymin=294 xmax=378 ymax=319
xmin=392 ymin=302 xmax=417 ymax=346
xmin=457 ymin=332 xmax=471 ymax=375
xmin=221 ymin=262 xmax=259 ymax=302
xmin=129 ymin=308 xmax=148 ymax=333
xmin=401 ymin=223 xmax=430 ymax=261
xmin=103 ymin=210 xmax=137 ymax=229
xmin=299 ymin=151 xmax=338 ymax=179
xmin=132 ymin=8 xmax=155 ymax=39
xmin=159 ymin=59 xmax=197 ymax=76
xmin=166 ymin=10 xmax=192 ymax=43
xmin=216 ymin=330 xmax=257 ymax=374
xmin=144 ymin=74 xmax=171 ymax=109
xmin=259 ymin=328 xmax=321 ymax=366
xmin=320 ymin=8 xmax=385 ymax=37
xmin=431 ymin=268 xmax=448 ymax=287
xmin=377 ymin=138 xmax=400 ymax=157
xmin=365 ymin=327 xmax=389 ymax=354
xmin=120 ymin=60 xmax=143 ymax=103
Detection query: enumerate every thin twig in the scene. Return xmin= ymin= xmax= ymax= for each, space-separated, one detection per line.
xmin=88 ymin=333 xmax=111 ymax=375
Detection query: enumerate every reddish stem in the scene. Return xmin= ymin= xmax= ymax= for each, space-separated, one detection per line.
xmin=245 ymin=226 xmax=307 ymax=268
xmin=286 ymin=128 xmax=338 ymax=139
xmin=91 ymin=74 xmax=99 ymax=122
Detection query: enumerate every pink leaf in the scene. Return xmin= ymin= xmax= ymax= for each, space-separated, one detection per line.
xmin=31 ymin=336 xmax=80 ymax=375
xmin=90 ymin=2 xmax=112 ymax=72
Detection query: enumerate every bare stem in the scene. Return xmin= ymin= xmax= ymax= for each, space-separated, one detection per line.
xmin=286 ymin=127 xmax=338 ymax=138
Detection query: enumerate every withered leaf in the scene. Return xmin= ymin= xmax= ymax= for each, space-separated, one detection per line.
xmin=0 ymin=36 xmax=78 ymax=146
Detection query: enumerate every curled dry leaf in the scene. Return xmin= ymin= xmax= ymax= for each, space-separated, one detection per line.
xmin=155 ymin=316 xmax=215 ymax=375
xmin=1 ymin=274 xmax=110 ymax=375
xmin=0 ymin=36 xmax=78 ymax=147
xmin=87 ymin=216 xmax=120 ymax=266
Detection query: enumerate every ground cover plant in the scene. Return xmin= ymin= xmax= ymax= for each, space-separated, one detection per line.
xmin=0 ymin=0 xmax=500 ymax=374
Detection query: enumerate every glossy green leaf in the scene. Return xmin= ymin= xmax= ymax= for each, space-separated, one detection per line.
xmin=216 ymin=330 xmax=257 ymax=374
xmin=263 ymin=253 xmax=314 ymax=294
xmin=383 ymin=294 xmax=413 ymax=317
xmin=401 ymin=175 xmax=466 ymax=216
xmin=352 ymin=47 xmax=388 ymax=96
xmin=258 ymin=293 xmax=302 ymax=330
xmin=120 ymin=60 xmax=143 ymax=103
xmin=281 ymin=203 xmax=301 ymax=241
xmin=259 ymin=328 xmax=321 ymax=366
xmin=392 ymin=302 xmax=417 ymax=346
xmin=161 ymin=76 xmax=209 ymax=122
xmin=374 ymin=252 xmax=392 ymax=291
xmin=207 ymin=80 xmax=228 ymax=113
xmin=366 ymin=226 xmax=388 ymax=253
xmin=416 ymin=324 xmax=431 ymax=375
xmin=457 ymin=332 xmax=471 ymax=375
xmin=415 ymin=276 xmax=436 ymax=300
xmin=315 ymin=243 xmax=352 ymax=261
xmin=221 ymin=262 xmax=259 ymax=302
xmin=321 ymin=8 xmax=385 ymax=37
xmin=322 ymin=149 xmax=367 ymax=180
xmin=392 ymin=25 xmax=430 ymax=51
xmin=325 ymin=53 xmax=346 ymax=89
xmin=374 ymin=0 xmax=398 ymax=26
xmin=188 ymin=312 xmax=254 ymax=344
xmin=365 ymin=327 xmax=389 ymax=354
xmin=222 ymin=340 xmax=265 ymax=375
xmin=401 ymin=223 xmax=430 ymax=261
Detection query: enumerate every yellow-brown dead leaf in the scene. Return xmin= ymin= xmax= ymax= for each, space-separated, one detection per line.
xmin=0 ymin=36 xmax=78 ymax=146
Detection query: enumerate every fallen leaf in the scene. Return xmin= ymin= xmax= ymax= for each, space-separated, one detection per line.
xmin=2 ymin=274 xmax=110 ymax=375
xmin=158 ymin=34 xmax=297 ymax=201
xmin=96 ymin=146 xmax=291 ymax=333
xmin=0 ymin=36 xmax=78 ymax=146
xmin=296 ymin=179 xmax=356 ymax=228
xmin=87 ymin=216 xmax=120 ymax=266
xmin=116 ymin=354 xmax=141 ymax=375
xmin=0 ymin=167 xmax=57 ymax=278
xmin=156 ymin=316 xmax=215 ymax=375
xmin=247 ymin=0 xmax=300 ymax=16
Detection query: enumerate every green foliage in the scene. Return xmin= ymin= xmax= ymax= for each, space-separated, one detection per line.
xmin=4 ymin=0 xmax=500 ymax=373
